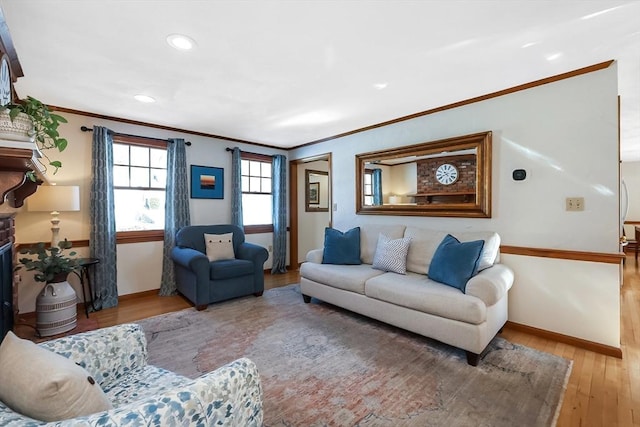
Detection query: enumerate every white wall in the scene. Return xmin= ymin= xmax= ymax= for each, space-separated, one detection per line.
xmin=14 ymin=112 xmax=286 ymax=313
xmin=389 ymin=163 xmax=417 ymax=202
xmin=290 ymin=64 xmax=621 ymax=347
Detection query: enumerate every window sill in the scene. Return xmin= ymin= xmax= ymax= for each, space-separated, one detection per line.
xmin=116 ymin=230 xmax=164 ymax=244
xmin=244 ymin=224 xmax=274 ymax=234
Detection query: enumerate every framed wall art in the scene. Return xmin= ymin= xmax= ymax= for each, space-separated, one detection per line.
xmin=191 ymin=165 xmax=224 ymax=199
xmin=308 ymin=182 xmax=320 ymax=205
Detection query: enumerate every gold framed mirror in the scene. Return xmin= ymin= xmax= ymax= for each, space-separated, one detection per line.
xmin=305 ymin=169 xmax=329 ymax=212
xmin=356 ymin=131 xmax=492 ymax=218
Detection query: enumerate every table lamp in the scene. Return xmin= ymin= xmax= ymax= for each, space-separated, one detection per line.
xmin=27 ymin=185 xmax=80 ymax=247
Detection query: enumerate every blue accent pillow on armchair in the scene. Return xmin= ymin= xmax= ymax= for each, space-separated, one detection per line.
xmin=322 ymin=227 xmax=362 ymax=265
xmin=428 ymin=234 xmax=485 ymax=292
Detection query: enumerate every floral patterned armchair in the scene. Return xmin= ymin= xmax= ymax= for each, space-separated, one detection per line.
xmin=0 ymin=323 xmax=263 ymax=426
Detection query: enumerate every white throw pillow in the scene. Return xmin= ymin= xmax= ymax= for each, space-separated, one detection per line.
xmin=455 ymin=231 xmax=501 ymax=271
xmin=372 ymin=233 xmax=412 ymax=274
xmin=204 ymin=232 xmax=236 ymax=261
xmin=0 ymin=331 xmax=113 ymax=422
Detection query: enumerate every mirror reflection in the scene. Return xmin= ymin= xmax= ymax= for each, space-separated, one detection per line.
xmin=356 ymin=131 xmax=492 ymax=218
xmin=306 ymin=169 xmax=329 ymax=212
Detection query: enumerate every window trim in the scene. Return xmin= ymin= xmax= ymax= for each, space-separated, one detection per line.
xmin=113 ymin=135 xmax=168 ymax=242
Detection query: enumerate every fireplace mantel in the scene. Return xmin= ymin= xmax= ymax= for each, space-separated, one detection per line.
xmin=0 ymin=141 xmax=41 ymax=207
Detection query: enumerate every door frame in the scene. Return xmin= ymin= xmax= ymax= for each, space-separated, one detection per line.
xmin=289 ymin=153 xmax=332 ymax=269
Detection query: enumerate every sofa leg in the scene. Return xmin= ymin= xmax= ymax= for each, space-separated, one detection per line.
xmin=466 ymin=351 xmax=480 ymax=366
xmin=254 ymin=291 xmax=264 ymax=297
xmin=195 ymin=304 xmax=207 ymax=311
xmin=302 ymin=294 xmax=311 ymax=303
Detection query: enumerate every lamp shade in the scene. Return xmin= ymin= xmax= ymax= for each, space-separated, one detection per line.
xmin=27 ymin=186 xmax=80 ymax=212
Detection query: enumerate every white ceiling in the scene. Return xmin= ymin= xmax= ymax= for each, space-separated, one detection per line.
xmin=1 ymin=1 xmax=638 ymax=158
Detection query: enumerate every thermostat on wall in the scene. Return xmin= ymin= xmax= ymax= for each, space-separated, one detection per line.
xmin=512 ymin=169 xmax=527 ymax=181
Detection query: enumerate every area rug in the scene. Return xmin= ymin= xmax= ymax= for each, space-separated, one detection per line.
xmin=137 ymin=285 xmax=571 ymax=427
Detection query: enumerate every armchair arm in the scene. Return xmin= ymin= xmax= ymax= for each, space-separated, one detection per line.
xmin=236 ymin=242 xmax=269 ymax=265
xmin=54 ymin=358 xmax=263 ymax=427
xmin=171 ymin=246 xmax=210 ymax=272
xmin=39 ymin=324 xmax=147 ymax=391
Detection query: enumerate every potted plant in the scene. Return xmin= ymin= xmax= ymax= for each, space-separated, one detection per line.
xmin=18 ymin=239 xmax=79 ymax=283
xmin=0 ymin=95 xmax=68 ymax=178
xmin=17 ymin=239 xmax=79 ymax=336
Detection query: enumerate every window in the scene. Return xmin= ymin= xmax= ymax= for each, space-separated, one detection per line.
xmin=363 ymin=170 xmax=373 ymax=206
xmin=113 ymin=137 xmax=167 ymax=233
xmin=241 ymin=153 xmax=273 ymax=232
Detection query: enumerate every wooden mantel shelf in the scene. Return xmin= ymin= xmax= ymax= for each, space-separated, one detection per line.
xmin=0 ymin=142 xmax=41 ymax=207
xmin=408 ymin=191 xmax=476 ymax=197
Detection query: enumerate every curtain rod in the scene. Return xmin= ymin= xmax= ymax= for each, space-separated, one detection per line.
xmin=80 ymin=126 xmax=191 ymax=146
xmin=225 ymin=147 xmax=275 ymax=157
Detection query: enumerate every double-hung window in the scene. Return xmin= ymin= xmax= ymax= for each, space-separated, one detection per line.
xmin=113 ymin=136 xmax=167 ymax=240
xmin=363 ymin=170 xmax=373 ymax=206
xmin=241 ymin=152 xmax=273 ymax=233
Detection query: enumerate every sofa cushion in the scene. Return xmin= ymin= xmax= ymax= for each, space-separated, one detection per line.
xmin=404 ymin=227 xmax=448 ymax=274
xmin=360 ymin=224 xmax=406 ymax=264
xmin=372 ymin=233 xmax=412 ymax=274
xmin=364 ymin=273 xmax=486 ymax=324
xmin=428 ymin=234 xmax=484 ymax=292
xmin=205 ymin=232 xmax=235 ymax=261
xmin=210 ymin=259 xmax=254 ymax=279
xmin=455 ymin=231 xmax=501 ymax=271
xmin=300 ymin=263 xmax=384 ymax=294
xmin=0 ymin=331 xmax=113 ymax=422
xmin=322 ymin=227 xmax=361 ymax=265
xmin=105 ymin=365 xmax=190 ymax=407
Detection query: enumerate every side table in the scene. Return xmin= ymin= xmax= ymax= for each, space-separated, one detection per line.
xmin=71 ymin=258 xmax=100 ymax=318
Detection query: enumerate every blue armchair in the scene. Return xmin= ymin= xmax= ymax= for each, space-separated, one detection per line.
xmin=171 ymin=224 xmax=269 ymax=310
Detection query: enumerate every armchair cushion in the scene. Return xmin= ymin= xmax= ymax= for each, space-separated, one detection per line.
xmin=210 ymin=259 xmax=254 ymax=279
xmin=0 ymin=331 xmax=112 ymax=422
xmin=205 ymin=232 xmax=236 ymax=261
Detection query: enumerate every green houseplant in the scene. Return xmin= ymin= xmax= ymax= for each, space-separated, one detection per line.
xmin=18 ymin=239 xmax=79 ymax=283
xmin=0 ymin=95 xmax=69 ymax=177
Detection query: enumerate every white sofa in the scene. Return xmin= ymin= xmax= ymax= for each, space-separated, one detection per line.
xmin=300 ymin=224 xmax=514 ymax=366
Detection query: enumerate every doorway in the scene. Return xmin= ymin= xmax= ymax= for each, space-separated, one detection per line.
xmin=289 ymin=153 xmax=332 ymax=269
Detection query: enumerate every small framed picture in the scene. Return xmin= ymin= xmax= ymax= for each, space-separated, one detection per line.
xmin=191 ymin=165 xmax=224 ymax=199
xmin=308 ymin=182 xmax=320 ymax=204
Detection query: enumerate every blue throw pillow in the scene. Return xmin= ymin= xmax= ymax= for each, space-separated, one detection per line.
xmin=322 ymin=227 xmax=361 ymax=265
xmin=428 ymin=234 xmax=484 ymax=292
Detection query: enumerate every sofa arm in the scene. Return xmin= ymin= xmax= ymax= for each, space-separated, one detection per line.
xmin=39 ymin=324 xmax=147 ymax=391
xmin=465 ymin=264 xmax=515 ymax=306
xmin=52 ymin=358 xmax=263 ymax=427
xmin=305 ymin=248 xmax=324 ymax=263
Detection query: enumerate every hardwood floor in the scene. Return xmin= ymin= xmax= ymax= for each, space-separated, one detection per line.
xmin=16 ymin=263 xmax=640 ymax=426
xmin=501 ymin=259 xmax=640 ymax=427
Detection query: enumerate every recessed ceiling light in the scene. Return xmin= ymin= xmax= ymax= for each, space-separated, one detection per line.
xmin=373 ymin=82 xmax=388 ymax=90
xmin=166 ymin=34 xmax=196 ymax=50
xmin=134 ymin=94 xmax=156 ymax=103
